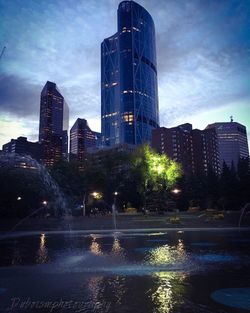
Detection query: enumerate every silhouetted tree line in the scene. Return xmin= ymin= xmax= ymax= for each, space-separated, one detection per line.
xmin=0 ymin=150 xmax=249 ymax=218
xmin=177 ymin=157 xmax=250 ymax=211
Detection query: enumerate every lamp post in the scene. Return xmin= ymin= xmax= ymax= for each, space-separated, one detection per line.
xmin=82 ymin=193 xmax=86 ymax=217
xmin=90 ymin=191 xmax=102 ymax=216
xmin=171 ymin=188 xmax=181 ymax=212
xmin=112 ymin=191 xmax=118 ymax=230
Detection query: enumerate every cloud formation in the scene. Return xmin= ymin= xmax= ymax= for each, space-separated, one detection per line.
xmin=0 ymin=0 xmax=249 ymax=146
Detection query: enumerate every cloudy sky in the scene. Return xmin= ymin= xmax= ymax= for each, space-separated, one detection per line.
xmin=0 ymin=0 xmax=250 ymax=148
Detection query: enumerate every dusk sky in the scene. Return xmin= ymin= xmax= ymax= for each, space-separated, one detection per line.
xmin=0 ymin=0 xmax=250 ymax=147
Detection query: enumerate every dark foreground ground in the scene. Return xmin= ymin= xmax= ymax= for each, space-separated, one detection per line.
xmin=0 ymin=211 xmax=250 ymax=234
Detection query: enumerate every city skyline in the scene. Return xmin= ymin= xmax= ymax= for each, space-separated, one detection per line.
xmin=0 ymin=0 xmax=250 ymax=147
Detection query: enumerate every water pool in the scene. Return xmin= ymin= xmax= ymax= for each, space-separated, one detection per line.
xmin=0 ymin=229 xmax=250 ymax=313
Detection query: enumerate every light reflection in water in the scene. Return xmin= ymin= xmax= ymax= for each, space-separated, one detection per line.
xmin=148 ymin=241 xmax=188 ymax=313
xmin=36 ymin=233 xmax=48 ymax=263
xmin=151 ymin=272 xmax=187 ymax=313
xmin=90 ymin=235 xmax=102 ymax=255
xmin=146 ymin=240 xmax=187 ymax=265
xmin=152 ymin=272 xmax=173 ymax=313
xmin=176 ymin=239 xmax=186 ymax=257
xmin=88 ymin=275 xmax=104 ymax=303
xmin=112 ymin=237 xmax=124 ymax=257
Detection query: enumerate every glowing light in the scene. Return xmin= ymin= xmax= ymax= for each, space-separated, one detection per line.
xmin=147 ymin=241 xmax=187 ymax=266
xmin=17 ymin=196 xmax=22 ymax=201
xmin=90 ymin=236 xmax=102 ymax=255
xmin=147 ymin=245 xmax=175 ymax=265
xmin=112 ymin=237 xmax=124 ymax=256
xmin=135 ymin=145 xmax=182 ymax=190
xmin=171 ymin=188 xmax=181 ymax=194
xmin=152 ymin=271 xmax=188 ymax=313
xmin=42 ymin=200 xmax=47 ymax=206
xmin=36 ymin=233 xmax=48 ymax=263
xmin=91 ymin=192 xmax=102 ymax=200
xmin=152 ymin=274 xmax=173 ymax=313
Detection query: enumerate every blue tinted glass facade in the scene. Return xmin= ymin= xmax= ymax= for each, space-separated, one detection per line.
xmin=101 ymin=1 xmax=159 ymax=146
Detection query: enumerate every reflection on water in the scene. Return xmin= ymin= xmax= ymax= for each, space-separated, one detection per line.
xmin=152 ymin=272 xmax=173 ymax=313
xmin=110 ymin=276 xmax=127 ymax=305
xmin=11 ymin=246 xmax=21 ymax=265
xmin=112 ymin=237 xmax=124 ymax=257
xmin=36 ymin=233 xmax=48 ymax=263
xmin=147 ymin=239 xmax=187 ymax=265
xmin=1 ymin=231 xmax=249 ymax=313
xmin=177 ymin=239 xmax=185 ymax=257
xmin=88 ymin=275 xmax=104 ymax=303
xmin=149 ymin=241 xmax=188 ymax=313
xmin=152 ymin=272 xmax=187 ymax=313
xmin=90 ymin=235 xmax=103 ymax=255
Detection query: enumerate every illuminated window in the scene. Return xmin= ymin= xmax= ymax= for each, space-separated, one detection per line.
xmin=102 ymin=112 xmax=118 ymax=118
xmin=122 ymin=90 xmax=133 ymax=94
xmin=122 ymin=113 xmax=134 ymax=122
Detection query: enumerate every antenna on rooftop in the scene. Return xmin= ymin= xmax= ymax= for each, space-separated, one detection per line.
xmin=230 ymin=115 xmax=233 ymax=122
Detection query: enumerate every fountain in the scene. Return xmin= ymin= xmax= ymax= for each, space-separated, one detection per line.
xmin=0 ymin=153 xmax=68 ymax=233
xmin=238 ymin=203 xmax=250 ymax=227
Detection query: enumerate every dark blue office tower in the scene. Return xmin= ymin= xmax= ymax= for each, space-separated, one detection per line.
xmin=39 ymin=81 xmax=69 ymax=166
xmin=101 ymin=1 xmax=159 ymax=147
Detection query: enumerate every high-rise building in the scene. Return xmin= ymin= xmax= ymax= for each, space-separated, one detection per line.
xmin=2 ymin=136 xmax=42 ymax=162
xmin=152 ymin=124 xmax=220 ymax=176
xmin=206 ymin=121 xmax=249 ymax=168
xmin=101 ymin=1 xmax=159 ymax=147
xmin=70 ymin=118 xmax=96 ymax=163
xmin=93 ymin=131 xmax=102 ymax=148
xmin=152 ymin=124 xmax=194 ymax=175
xmin=192 ymin=128 xmax=220 ymax=176
xmin=39 ymin=81 xmax=69 ymax=166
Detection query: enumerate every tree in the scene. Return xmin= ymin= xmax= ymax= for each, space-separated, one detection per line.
xmin=237 ymin=157 xmax=250 ymax=206
xmin=131 ymin=145 xmax=182 ymax=210
xmin=50 ymin=159 xmax=86 ymax=207
xmin=219 ymin=161 xmax=240 ymax=210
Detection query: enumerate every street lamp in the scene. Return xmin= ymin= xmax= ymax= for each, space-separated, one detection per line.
xmin=17 ymin=196 xmax=22 ymax=201
xmin=171 ymin=188 xmax=181 ymax=195
xmin=112 ymin=191 xmax=119 ymax=230
xmin=113 ymin=191 xmax=118 ymax=213
xmin=91 ymin=191 xmax=102 ymax=200
xmin=42 ymin=200 xmax=47 ymax=206
xmin=171 ymin=188 xmax=181 ymax=212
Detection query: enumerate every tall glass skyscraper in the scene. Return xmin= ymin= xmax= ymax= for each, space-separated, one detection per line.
xmin=101 ymin=1 xmax=159 ymax=147
xmin=39 ymin=81 xmax=69 ymax=166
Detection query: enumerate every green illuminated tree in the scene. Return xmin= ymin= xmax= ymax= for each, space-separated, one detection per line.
xmin=132 ymin=145 xmax=183 ymax=210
